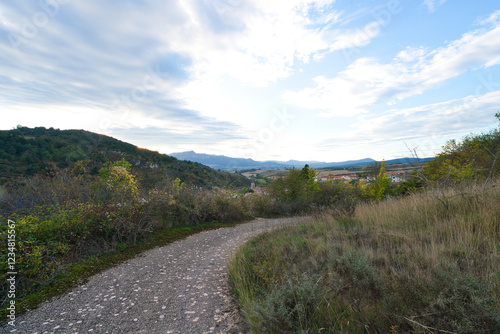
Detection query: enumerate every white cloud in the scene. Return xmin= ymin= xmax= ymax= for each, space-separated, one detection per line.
xmin=479 ymin=9 xmax=500 ymax=26
xmin=1 ymin=103 xmax=185 ymax=135
xmin=320 ymin=90 xmax=500 ymax=152
xmin=0 ymin=0 xmax=385 ymax=127
xmin=283 ymin=18 xmax=500 ymax=117
xmin=423 ymin=0 xmax=448 ymax=13
xmin=281 ymin=69 xmax=379 ymax=116
xmin=159 ymin=0 xmax=389 ymax=87
xmin=2 ymin=1 xmax=499 ymax=162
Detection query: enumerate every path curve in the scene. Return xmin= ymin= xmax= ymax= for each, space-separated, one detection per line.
xmin=6 ymin=216 xmax=314 ymax=334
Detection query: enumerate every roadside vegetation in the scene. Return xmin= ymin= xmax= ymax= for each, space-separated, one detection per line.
xmin=229 ymin=115 xmax=500 ymax=333
xmin=229 ymin=181 xmax=500 ymax=333
xmin=0 ymin=158 xmax=251 ymax=321
xmin=0 ymin=126 xmax=250 ymax=321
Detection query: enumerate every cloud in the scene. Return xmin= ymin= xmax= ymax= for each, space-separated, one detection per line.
xmin=127 ymin=0 xmax=386 ymax=87
xmin=0 ymin=0 xmax=384 ymax=123
xmin=479 ymin=9 xmax=500 ymax=26
xmin=105 ymin=117 xmax=251 ymax=157
xmin=423 ymin=0 xmax=448 ymax=13
xmin=107 ymin=124 xmax=247 ymax=152
xmin=3 ymin=1 xmax=497 ymax=162
xmin=320 ymin=90 xmax=500 ymax=152
xmin=1 ymin=100 xmax=248 ymax=154
xmin=283 ymin=17 xmax=500 ymax=117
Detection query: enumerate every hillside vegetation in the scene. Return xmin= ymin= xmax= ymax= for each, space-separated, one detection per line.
xmin=0 ymin=126 xmax=249 ymax=189
xmin=0 ymin=126 xmax=392 ymax=321
xmin=0 ymin=127 xmax=253 ymax=320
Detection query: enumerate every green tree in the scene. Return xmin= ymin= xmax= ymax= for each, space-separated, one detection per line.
xmin=393 ymin=177 xmax=424 ymax=196
xmin=423 ymin=123 xmax=500 ymax=184
xmin=99 ymin=158 xmax=138 ymax=201
xmin=301 ymin=164 xmax=320 ymax=192
xmin=269 ymin=165 xmax=319 ymax=207
xmin=368 ymin=160 xmax=391 ymax=199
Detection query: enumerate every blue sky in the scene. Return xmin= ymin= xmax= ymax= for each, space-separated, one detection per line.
xmin=1 ymin=0 xmax=500 ymax=162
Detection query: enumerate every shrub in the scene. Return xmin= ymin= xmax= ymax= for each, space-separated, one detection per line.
xmin=230 ymin=181 xmax=500 ymax=333
xmin=251 ymin=273 xmax=323 ymax=333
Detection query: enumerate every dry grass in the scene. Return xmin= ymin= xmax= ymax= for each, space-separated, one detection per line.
xmin=354 ymin=181 xmax=499 ymax=278
xmin=229 ymin=180 xmax=500 ymax=333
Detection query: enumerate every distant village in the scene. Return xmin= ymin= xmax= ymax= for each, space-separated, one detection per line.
xmin=317 ymin=171 xmax=408 ymax=184
xmin=247 ymin=170 xmax=410 ymax=196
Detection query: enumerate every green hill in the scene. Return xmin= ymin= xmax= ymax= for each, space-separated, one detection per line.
xmin=0 ymin=126 xmax=250 ymax=189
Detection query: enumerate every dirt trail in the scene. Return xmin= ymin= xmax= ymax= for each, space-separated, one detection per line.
xmin=5 ymin=216 xmax=314 ymax=334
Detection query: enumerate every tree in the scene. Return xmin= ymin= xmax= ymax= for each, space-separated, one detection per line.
xmin=99 ymin=158 xmax=138 ymax=201
xmin=367 ymin=160 xmax=391 ymax=199
xmin=423 ymin=132 xmax=500 ymax=184
xmin=268 ymin=165 xmax=319 ymax=206
xmin=301 ymin=164 xmax=320 ymax=192
xmin=363 ymin=161 xmax=382 ymax=177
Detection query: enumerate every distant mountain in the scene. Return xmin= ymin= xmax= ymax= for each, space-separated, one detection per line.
xmin=170 ymin=151 xmax=289 ymax=170
xmin=384 ymin=157 xmax=434 ymax=165
xmin=170 ymin=151 xmax=427 ymax=171
xmin=304 ymin=158 xmax=377 ymax=169
xmin=0 ymin=127 xmax=250 ymax=189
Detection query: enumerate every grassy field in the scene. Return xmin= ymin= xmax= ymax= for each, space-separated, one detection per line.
xmin=229 ymin=180 xmax=500 ymax=333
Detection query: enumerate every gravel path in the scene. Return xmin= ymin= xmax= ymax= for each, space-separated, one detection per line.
xmin=5 ymin=216 xmax=314 ymax=334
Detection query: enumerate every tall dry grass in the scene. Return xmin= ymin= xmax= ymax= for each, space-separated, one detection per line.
xmin=354 ymin=180 xmax=499 ymax=278
xmin=229 ymin=180 xmax=500 ymax=333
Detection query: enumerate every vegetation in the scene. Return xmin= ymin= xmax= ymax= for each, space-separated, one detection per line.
xmin=262 ymin=162 xmax=422 ymax=215
xmin=0 ymin=167 xmax=250 ymax=321
xmin=422 ymin=113 xmax=500 ymax=185
xmin=229 ymin=116 xmax=500 ymax=333
xmin=366 ymin=161 xmax=392 ymax=199
xmin=229 ymin=181 xmax=500 ymax=333
xmin=248 ymin=172 xmax=270 ymax=187
xmin=0 ymin=126 xmax=252 ymax=321
xmin=1 ymin=118 xmax=499 ymax=331
xmin=0 ymin=126 xmax=250 ymax=189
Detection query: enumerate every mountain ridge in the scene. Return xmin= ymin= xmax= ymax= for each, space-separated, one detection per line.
xmin=170 ymin=151 xmax=433 ymax=170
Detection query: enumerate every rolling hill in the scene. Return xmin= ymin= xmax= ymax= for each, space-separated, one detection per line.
xmin=0 ymin=126 xmax=250 ymax=189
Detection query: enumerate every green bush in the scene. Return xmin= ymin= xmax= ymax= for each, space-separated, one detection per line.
xmin=144 ymin=180 xmax=248 ymax=226
xmin=251 ymin=273 xmax=323 ymax=333
xmin=247 ymin=195 xmax=294 ymax=217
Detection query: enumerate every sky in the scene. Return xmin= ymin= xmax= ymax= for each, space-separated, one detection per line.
xmin=1 ymin=0 xmax=500 ymax=163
